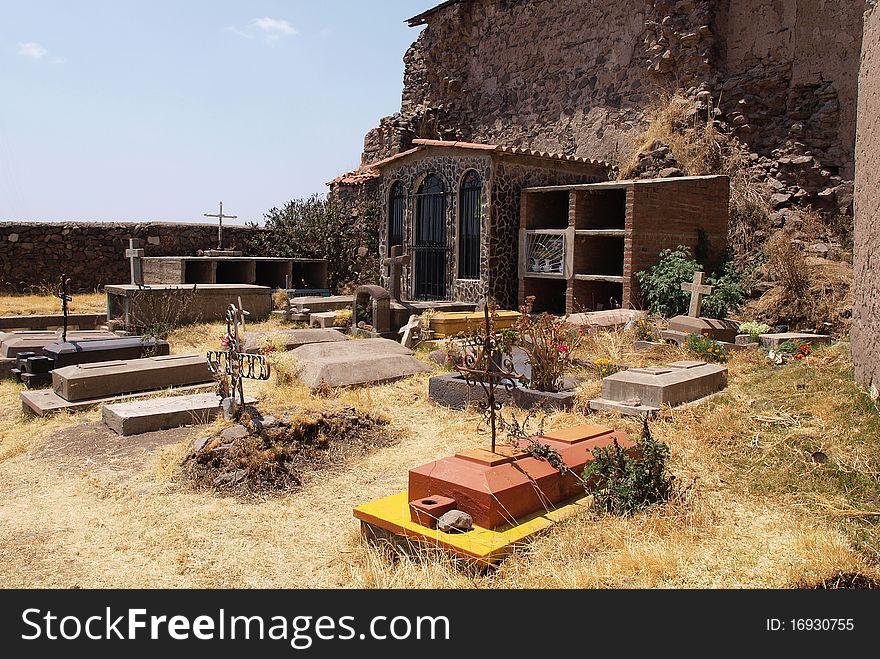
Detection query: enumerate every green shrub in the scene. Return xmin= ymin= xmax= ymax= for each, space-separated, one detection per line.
xmin=635 ymin=245 xmax=746 ymax=318
xmin=635 ymin=246 xmax=699 ymax=317
xmin=582 ymin=421 xmax=674 ymax=516
xmin=250 ymin=195 xmax=378 ymax=293
xmin=738 ymin=321 xmax=772 ymax=341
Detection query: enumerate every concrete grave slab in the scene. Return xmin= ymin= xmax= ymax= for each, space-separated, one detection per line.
xmin=241 ymin=328 xmax=346 ymax=354
xmin=52 ymin=354 xmax=213 ymax=402
xmin=21 ymin=382 xmax=216 ymax=416
xmin=289 ymin=338 xmax=430 ymax=389
xmin=667 ymin=316 xmax=740 ymax=343
xmin=44 ymin=337 xmax=170 ymax=368
xmin=288 ymin=295 xmax=353 ymax=314
xmin=0 ymin=330 xmax=117 ymax=358
xmin=309 ymin=311 xmax=343 ymax=329
xmin=593 ymin=360 xmax=727 ymax=410
xmin=103 ymin=392 xmax=257 ymax=436
xmin=0 ymin=313 xmax=107 ymax=331
xmin=759 ymin=333 xmax=831 ymax=349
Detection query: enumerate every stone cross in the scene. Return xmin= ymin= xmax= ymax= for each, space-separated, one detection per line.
xmin=398 ymin=314 xmax=421 ymax=349
xmin=55 ymin=273 xmax=72 ymax=343
xmin=206 ymin=302 xmax=270 ymax=420
xmin=125 ymin=238 xmax=145 ymax=287
xmin=383 ymin=245 xmax=411 ymax=302
xmin=681 ymin=271 xmax=714 ymax=318
xmin=203 ymin=201 xmax=238 ymax=251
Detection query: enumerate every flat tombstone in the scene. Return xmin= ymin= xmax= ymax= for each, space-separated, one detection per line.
xmin=598 ymin=361 xmax=727 ymax=408
xmin=241 ymin=328 xmax=346 ymax=354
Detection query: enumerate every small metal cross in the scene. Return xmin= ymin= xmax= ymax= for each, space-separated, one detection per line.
xmin=203 ymin=201 xmax=238 ymax=251
xmin=453 ymin=299 xmax=525 ymax=453
xmin=206 ymin=302 xmax=270 ymax=420
xmin=681 ymin=271 xmax=714 ymax=318
xmin=55 ymin=273 xmax=72 ymax=343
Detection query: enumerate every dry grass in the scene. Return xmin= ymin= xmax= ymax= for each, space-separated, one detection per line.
xmin=0 ymin=320 xmax=878 ymax=589
xmin=0 ymin=292 xmax=106 ymax=316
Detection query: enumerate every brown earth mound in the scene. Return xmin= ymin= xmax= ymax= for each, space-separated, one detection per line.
xmin=182 ymin=405 xmax=392 ymax=497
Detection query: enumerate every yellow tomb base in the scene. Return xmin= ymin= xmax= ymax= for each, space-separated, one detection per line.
xmin=354 ymin=490 xmax=593 ymax=565
xmin=428 ymin=310 xmax=520 ymax=338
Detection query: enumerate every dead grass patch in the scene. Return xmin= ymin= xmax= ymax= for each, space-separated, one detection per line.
xmin=0 ymin=292 xmax=106 ymax=316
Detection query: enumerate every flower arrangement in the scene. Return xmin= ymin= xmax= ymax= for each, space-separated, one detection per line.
xmin=739 ymin=321 xmax=772 ymax=342
xmin=768 ymin=338 xmax=811 ymax=364
xmin=514 ymin=296 xmax=587 ymax=392
xmin=632 ymin=318 xmax=657 ymax=342
xmin=685 ymin=332 xmax=729 ymax=363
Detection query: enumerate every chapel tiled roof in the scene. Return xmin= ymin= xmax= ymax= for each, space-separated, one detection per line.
xmin=328 ymin=139 xmax=609 ymax=187
xmin=406 ymin=1 xmax=469 ymax=26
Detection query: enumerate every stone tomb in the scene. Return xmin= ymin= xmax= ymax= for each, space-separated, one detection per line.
xmin=103 ymin=392 xmax=255 ymax=436
xmin=0 ymin=330 xmax=117 ymax=358
xmin=106 ymin=284 xmax=272 ymax=327
xmin=759 ymin=332 xmax=831 ymax=349
xmin=241 ymin=328 xmax=346 ymax=354
xmin=289 ymin=338 xmax=431 ymax=389
xmin=52 ymin=354 xmax=213 ymax=402
xmin=589 ymin=360 xmax=727 ymax=417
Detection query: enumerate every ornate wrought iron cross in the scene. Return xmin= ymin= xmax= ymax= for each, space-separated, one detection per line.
xmin=453 ymin=300 xmax=525 ymax=453
xmin=206 ymin=303 xmax=270 ymax=419
xmin=55 ymin=273 xmax=72 ymax=343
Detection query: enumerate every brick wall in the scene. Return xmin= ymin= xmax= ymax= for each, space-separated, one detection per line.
xmin=853 ymin=2 xmax=880 ymax=388
xmin=627 ymin=176 xmax=730 ymax=306
xmin=0 ymin=222 xmax=261 ymax=293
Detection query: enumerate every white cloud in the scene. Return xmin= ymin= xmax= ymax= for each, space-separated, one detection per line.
xmin=228 ymin=17 xmax=299 ymax=44
xmin=17 ymin=42 xmax=48 ymax=59
xmin=251 ymin=17 xmax=298 ymax=40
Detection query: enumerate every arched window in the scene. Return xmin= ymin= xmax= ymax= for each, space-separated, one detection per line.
xmin=458 ymin=170 xmax=482 ymax=280
xmin=414 ymin=174 xmax=448 ymax=300
xmin=388 ymin=181 xmax=405 ymax=251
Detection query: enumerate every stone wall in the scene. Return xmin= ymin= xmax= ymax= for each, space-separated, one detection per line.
xmin=853 ymin=2 xmax=880 ymax=388
xmin=365 ymin=0 xmax=864 ymax=190
xmin=0 ymin=222 xmax=261 ymax=293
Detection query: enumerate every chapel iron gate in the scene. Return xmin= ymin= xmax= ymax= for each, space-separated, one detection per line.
xmin=413 ymin=174 xmax=449 ymax=300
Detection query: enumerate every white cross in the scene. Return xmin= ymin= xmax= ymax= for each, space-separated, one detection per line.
xmin=681 ymin=271 xmax=714 ymax=318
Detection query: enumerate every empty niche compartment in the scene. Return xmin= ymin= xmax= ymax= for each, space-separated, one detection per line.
xmin=521 ymin=277 xmax=566 ymax=315
xmin=184 ymin=261 xmax=215 ymax=284
xmin=255 ymin=260 xmax=291 ymax=288
xmin=522 ymin=190 xmax=570 ymax=230
xmin=573 ymin=189 xmax=626 ymax=230
xmin=571 ymin=279 xmax=623 ymax=312
xmin=573 ymin=234 xmax=624 ymax=276
xmin=215 ymin=260 xmax=256 ymax=284
xmin=290 ymin=260 xmax=329 ymax=289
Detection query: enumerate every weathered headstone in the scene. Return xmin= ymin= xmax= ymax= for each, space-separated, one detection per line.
xmin=352 ymin=285 xmax=392 ymax=335
xmin=682 ymin=271 xmax=713 ymax=318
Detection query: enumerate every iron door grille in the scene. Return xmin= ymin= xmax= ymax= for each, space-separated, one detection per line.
xmin=458 ymin=170 xmax=482 ymax=280
xmin=414 ymin=174 xmax=448 ymax=300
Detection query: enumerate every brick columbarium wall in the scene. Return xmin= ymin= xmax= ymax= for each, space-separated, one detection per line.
xmin=0 ymin=222 xmax=261 ymax=293
xmin=853 ymin=2 xmax=880 ymax=388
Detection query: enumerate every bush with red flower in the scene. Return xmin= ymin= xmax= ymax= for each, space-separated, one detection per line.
xmin=514 ymin=296 xmax=587 ymax=392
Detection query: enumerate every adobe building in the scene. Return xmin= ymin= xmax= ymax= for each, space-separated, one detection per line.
xmin=853 ymin=2 xmax=879 ymax=389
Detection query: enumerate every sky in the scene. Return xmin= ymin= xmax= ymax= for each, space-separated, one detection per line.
xmin=0 ymin=0 xmax=429 ymax=225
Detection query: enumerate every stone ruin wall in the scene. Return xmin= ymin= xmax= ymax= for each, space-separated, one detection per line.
xmin=0 ymin=222 xmax=260 ymax=293
xmin=363 ymin=0 xmax=865 ymax=215
xmin=853 ymin=2 xmax=879 ymax=388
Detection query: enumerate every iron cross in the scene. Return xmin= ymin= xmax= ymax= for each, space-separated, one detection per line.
xmin=206 ymin=302 xmax=270 ymax=420
xmin=681 ymin=271 xmax=714 ymax=318
xmin=55 ymin=273 xmax=72 ymax=343
xmin=203 ymin=201 xmax=238 ymax=251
